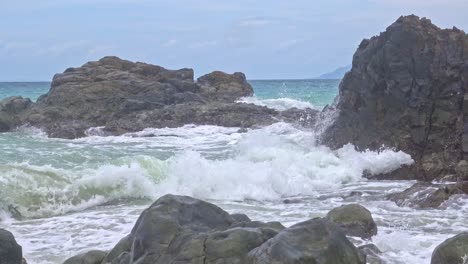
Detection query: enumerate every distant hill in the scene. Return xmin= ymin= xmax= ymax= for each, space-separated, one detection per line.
xmin=317 ymin=65 xmax=351 ymax=79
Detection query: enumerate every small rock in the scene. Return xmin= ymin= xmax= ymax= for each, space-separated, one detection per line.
xmin=358 ymin=244 xmax=384 ymax=264
xmin=62 ymin=250 xmax=106 ymax=264
xmin=326 ymin=204 xmax=378 ymax=239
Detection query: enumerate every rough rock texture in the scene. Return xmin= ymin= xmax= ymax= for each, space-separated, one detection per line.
xmin=77 ymin=194 xmax=365 ymax=264
xmin=325 ymin=204 xmax=378 ymax=239
xmin=388 ymin=181 xmax=468 ymax=208
xmin=247 ymin=218 xmax=364 ymax=264
xmin=0 ymin=97 xmax=32 ymax=132
xmin=0 ymin=229 xmax=23 ymax=264
xmin=358 ymin=244 xmax=383 ymax=264
xmin=62 ymin=250 xmax=106 ymax=264
xmin=0 ymin=56 xmax=317 ymax=138
xmin=431 ymin=232 xmax=468 ymax=264
xmin=322 ymin=15 xmax=468 ymax=181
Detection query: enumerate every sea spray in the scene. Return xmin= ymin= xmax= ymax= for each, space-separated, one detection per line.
xmin=0 ymin=123 xmax=413 ymax=219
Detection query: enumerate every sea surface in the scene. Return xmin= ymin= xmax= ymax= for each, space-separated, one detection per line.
xmin=0 ymin=80 xmax=467 ymax=264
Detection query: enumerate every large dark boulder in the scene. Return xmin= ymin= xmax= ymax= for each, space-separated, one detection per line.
xmin=322 ymin=15 xmax=468 ymax=181
xmin=431 ymin=232 xmax=468 ymax=264
xmin=247 ymin=218 xmax=364 ymax=264
xmin=0 ymin=229 xmax=23 ymax=264
xmin=93 ymin=195 xmax=363 ymax=264
xmin=0 ymin=56 xmax=317 ymax=138
xmin=325 ymin=204 xmax=378 ymax=239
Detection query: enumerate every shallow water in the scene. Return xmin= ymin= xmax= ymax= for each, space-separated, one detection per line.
xmin=0 ymin=80 xmax=466 ymax=264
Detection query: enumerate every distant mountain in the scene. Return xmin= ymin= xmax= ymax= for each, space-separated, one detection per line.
xmin=317 ymin=65 xmax=351 ymax=79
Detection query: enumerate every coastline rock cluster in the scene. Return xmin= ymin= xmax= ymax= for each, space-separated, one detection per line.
xmin=1 ymin=195 xmax=466 ymax=264
xmin=322 ymin=15 xmax=468 ymax=182
xmin=0 ymin=56 xmax=317 ymax=138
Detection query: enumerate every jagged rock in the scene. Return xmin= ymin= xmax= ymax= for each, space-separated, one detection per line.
xmin=0 ymin=229 xmax=23 ymax=264
xmin=96 ymin=195 xmax=362 ymax=264
xmin=358 ymin=244 xmax=383 ymax=264
xmin=325 ymin=204 xmax=378 ymax=239
xmin=388 ymin=182 xmax=468 ymax=208
xmin=431 ymin=232 xmax=468 ymax=264
xmin=62 ymin=250 xmax=106 ymax=264
xmin=322 ymin=15 xmax=468 ymax=181
xmin=0 ymin=56 xmax=317 ymax=138
xmin=0 ymin=97 xmax=32 ymax=132
xmin=247 ymin=217 xmax=364 ymax=264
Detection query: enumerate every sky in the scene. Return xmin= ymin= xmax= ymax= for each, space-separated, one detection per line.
xmin=0 ymin=0 xmax=467 ymax=81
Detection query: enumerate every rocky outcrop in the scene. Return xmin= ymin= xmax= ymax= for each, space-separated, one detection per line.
xmin=0 ymin=229 xmax=23 ymax=264
xmin=388 ymin=181 xmax=468 ymax=208
xmin=325 ymin=204 xmax=378 ymax=239
xmin=322 ymin=15 xmax=468 ymax=181
xmin=68 ymin=194 xmax=364 ymax=264
xmin=431 ymin=232 xmax=468 ymax=264
xmin=0 ymin=56 xmax=317 ymax=138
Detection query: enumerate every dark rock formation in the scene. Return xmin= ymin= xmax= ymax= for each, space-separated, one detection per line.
xmin=247 ymin=218 xmax=364 ymax=264
xmin=0 ymin=229 xmax=23 ymax=264
xmin=62 ymin=250 xmax=106 ymax=264
xmin=431 ymin=232 xmax=468 ymax=264
xmin=0 ymin=56 xmax=317 ymax=139
xmin=358 ymin=244 xmax=383 ymax=264
xmin=388 ymin=181 xmax=468 ymax=208
xmin=325 ymin=204 xmax=378 ymax=239
xmin=322 ymin=15 xmax=468 ymax=181
xmin=71 ymin=194 xmax=364 ymax=264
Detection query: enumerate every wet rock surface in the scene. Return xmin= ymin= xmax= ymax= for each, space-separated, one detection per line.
xmin=66 ymin=194 xmax=364 ymax=264
xmin=431 ymin=232 xmax=468 ymax=264
xmin=322 ymin=15 xmax=468 ymax=181
xmin=0 ymin=56 xmax=318 ymax=139
xmin=388 ymin=181 xmax=468 ymax=208
xmin=0 ymin=228 xmax=23 ymax=264
xmin=325 ymin=204 xmax=378 ymax=239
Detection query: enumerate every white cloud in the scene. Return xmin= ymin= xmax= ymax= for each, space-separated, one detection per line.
xmin=189 ymin=40 xmax=217 ymax=49
xmin=161 ymin=39 xmax=177 ymax=47
xmin=239 ymin=18 xmax=273 ymax=27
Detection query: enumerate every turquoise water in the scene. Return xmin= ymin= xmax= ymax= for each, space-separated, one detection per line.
xmin=0 ymin=80 xmax=340 ymax=108
xmin=0 ymin=80 xmax=463 ymax=264
xmin=0 ymin=82 xmax=51 ymax=101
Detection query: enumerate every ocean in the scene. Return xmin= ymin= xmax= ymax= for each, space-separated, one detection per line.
xmin=0 ymin=80 xmax=466 ymax=264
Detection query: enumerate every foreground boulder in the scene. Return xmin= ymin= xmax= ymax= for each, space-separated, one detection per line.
xmin=68 ymin=194 xmax=364 ymax=264
xmin=322 ymin=15 xmax=468 ymax=181
xmin=247 ymin=218 xmax=364 ymax=264
xmin=0 ymin=229 xmax=23 ymax=264
xmin=0 ymin=56 xmax=317 ymax=138
xmin=325 ymin=204 xmax=377 ymax=239
xmin=388 ymin=182 xmax=468 ymax=208
xmin=431 ymin=232 xmax=468 ymax=264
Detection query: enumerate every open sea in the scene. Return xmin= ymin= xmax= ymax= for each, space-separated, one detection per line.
xmin=0 ymin=80 xmax=467 ymax=264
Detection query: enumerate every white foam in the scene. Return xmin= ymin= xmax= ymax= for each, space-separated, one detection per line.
xmin=238 ymin=96 xmax=316 ymax=110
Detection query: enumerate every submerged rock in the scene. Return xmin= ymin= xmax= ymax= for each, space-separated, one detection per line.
xmin=431 ymin=232 xmax=468 ymax=264
xmin=0 ymin=56 xmax=317 ymax=138
xmin=0 ymin=228 xmax=23 ymax=264
xmin=326 ymin=204 xmax=378 ymax=239
xmin=66 ymin=194 xmax=365 ymax=264
xmin=388 ymin=182 xmax=468 ymax=208
xmin=322 ymin=15 xmax=468 ymax=181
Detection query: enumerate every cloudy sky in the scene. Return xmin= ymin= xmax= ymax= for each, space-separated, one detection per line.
xmin=0 ymin=0 xmax=467 ymax=81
